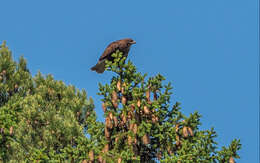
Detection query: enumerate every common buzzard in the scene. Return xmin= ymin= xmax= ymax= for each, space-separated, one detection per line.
xmin=91 ymin=38 xmax=136 ymax=73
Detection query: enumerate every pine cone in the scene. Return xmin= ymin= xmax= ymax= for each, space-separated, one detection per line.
xmin=108 ymin=112 xmax=113 ymax=120
xmin=121 ymin=82 xmax=127 ymax=94
xmin=146 ymin=89 xmax=150 ymax=102
xmin=175 ymin=124 xmax=179 ymax=133
xmin=105 ymin=127 xmax=110 ymax=138
xmin=176 ymin=141 xmax=182 ymax=149
xmin=122 ymin=114 xmax=127 ymax=124
xmin=151 ymin=114 xmax=158 ymax=123
xmin=122 ymin=96 xmax=127 ymax=105
xmin=176 ymin=135 xmax=181 ymax=148
xmin=133 ymin=123 xmax=138 ymax=134
xmin=137 ymin=99 xmax=141 ymax=108
xmin=112 ymin=91 xmax=118 ymax=100
xmin=98 ymin=155 xmax=103 ymax=163
xmin=89 ymin=150 xmax=94 ymax=161
xmin=182 ymin=126 xmax=189 ymax=138
xmin=102 ymin=103 xmax=107 ymax=112
xmin=115 ymin=136 xmax=119 ymax=143
xmin=112 ymin=91 xmax=118 ymax=108
xmin=143 ymin=106 xmax=150 ymax=115
xmin=117 ymin=157 xmax=122 ymax=163
xmin=2 ymin=70 xmax=6 ymax=75
xmin=113 ymin=116 xmax=118 ymax=127
xmin=134 ymin=137 xmax=137 ymax=144
xmin=14 ymin=84 xmax=19 ymax=92
xmin=127 ymin=111 xmax=133 ymax=119
xmin=130 ymin=104 xmax=135 ymax=111
xmin=142 ymin=134 xmax=150 ymax=145
xmin=117 ymin=81 xmax=121 ymax=91
xmin=105 ymin=117 xmax=113 ymax=129
xmin=77 ymin=111 xmax=81 ymax=118
xmin=229 ymin=157 xmax=235 ymax=163
xmin=104 ymin=144 xmax=109 ymax=153
xmin=187 ymin=127 xmax=194 ymax=136
xmin=127 ymin=135 xmax=132 ymax=145
xmin=167 ymin=147 xmax=173 ymax=155
xmin=129 ymin=123 xmax=134 ymax=130
xmin=176 ymin=135 xmax=180 ymax=142
xmin=9 ymin=126 xmax=13 ymax=135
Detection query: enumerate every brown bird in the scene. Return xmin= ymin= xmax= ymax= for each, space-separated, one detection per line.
xmin=91 ymin=38 xmax=136 ymax=73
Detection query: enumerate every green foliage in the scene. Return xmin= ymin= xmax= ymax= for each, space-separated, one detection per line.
xmin=0 ymin=42 xmax=241 ymax=163
xmin=0 ymin=41 xmax=96 ymax=162
xmin=0 ymin=41 xmax=33 ymax=161
xmin=97 ymin=51 xmax=241 ymax=162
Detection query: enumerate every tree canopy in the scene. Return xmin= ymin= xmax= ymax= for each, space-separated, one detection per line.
xmin=0 ymin=41 xmax=241 ymax=163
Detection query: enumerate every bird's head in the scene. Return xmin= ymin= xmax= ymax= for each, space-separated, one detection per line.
xmin=124 ymin=38 xmax=136 ymax=46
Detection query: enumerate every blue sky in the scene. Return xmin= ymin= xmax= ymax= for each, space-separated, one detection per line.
xmin=0 ymin=1 xmax=258 ymax=162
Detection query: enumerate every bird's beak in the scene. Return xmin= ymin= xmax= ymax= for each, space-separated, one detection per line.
xmin=131 ymin=40 xmax=136 ymax=44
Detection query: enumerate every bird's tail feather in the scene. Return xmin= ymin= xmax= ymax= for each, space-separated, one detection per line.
xmin=90 ymin=60 xmax=106 ymax=73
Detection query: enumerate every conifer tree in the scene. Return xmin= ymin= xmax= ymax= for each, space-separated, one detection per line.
xmin=96 ymin=51 xmax=241 ymax=163
xmin=0 ymin=41 xmax=33 ymax=161
xmin=0 ymin=42 xmax=241 ymax=162
xmin=0 ymin=41 xmax=97 ymax=162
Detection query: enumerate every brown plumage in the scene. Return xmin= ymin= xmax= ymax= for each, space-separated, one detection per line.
xmin=91 ymin=38 xmax=136 ymax=73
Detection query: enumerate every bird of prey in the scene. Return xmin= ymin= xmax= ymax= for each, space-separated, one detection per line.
xmin=91 ymin=38 xmax=136 ymax=73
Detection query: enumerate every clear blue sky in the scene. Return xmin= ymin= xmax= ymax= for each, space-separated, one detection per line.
xmin=0 ymin=1 xmax=258 ymax=162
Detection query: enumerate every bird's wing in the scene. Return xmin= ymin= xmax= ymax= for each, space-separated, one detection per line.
xmin=99 ymin=40 xmax=120 ymax=61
